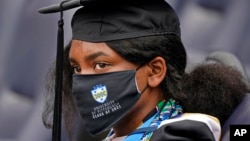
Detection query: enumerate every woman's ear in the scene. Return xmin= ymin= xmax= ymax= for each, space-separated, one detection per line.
xmin=147 ymin=56 xmax=167 ymax=87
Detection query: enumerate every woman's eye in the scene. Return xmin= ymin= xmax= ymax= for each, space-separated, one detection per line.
xmin=94 ymin=62 xmax=110 ymax=70
xmin=72 ymin=65 xmax=81 ymax=73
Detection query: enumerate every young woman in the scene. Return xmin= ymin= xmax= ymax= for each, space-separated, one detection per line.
xmin=40 ymin=0 xmax=246 ymax=140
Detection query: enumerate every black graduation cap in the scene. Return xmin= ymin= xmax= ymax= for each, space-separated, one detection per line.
xmin=39 ymin=0 xmax=180 ymax=41
xmin=38 ymin=0 xmax=180 ymax=140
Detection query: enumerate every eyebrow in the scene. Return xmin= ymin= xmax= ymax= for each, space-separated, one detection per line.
xmin=69 ymin=51 xmax=109 ymax=63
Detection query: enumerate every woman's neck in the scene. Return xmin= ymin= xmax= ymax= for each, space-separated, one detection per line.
xmin=112 ymin=88 xmax=164 ymax=137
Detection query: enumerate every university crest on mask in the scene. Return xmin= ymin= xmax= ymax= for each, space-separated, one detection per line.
xmin=91 ymin=84 xmax=108 ymax=103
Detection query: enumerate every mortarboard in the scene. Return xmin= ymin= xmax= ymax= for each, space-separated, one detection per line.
xmin=38 ymin=0 xmax=180 ymax=140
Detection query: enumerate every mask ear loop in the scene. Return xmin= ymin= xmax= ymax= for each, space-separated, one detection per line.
xmin=52 ymin=1 xmax=69 ymax=141
xmin=140 ymin=84 xmax=148 ymax=94
xmin=135 ymin=64 xmax=149 ymax=94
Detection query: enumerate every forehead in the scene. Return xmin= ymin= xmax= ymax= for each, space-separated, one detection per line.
xmin=68 ymin=40 xmax=138 ymax=69
xmin=69 ymin=40 xmax=118 ymax=58
xmin=70 ymin=40 xmax=107 ymax=48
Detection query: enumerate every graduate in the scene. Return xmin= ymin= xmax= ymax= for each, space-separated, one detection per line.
xmin=39 ymin=0 xmax=246 ymax=140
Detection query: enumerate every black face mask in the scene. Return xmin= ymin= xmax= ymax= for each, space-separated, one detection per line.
xmin=72 ymin=69 xmax=146 ymax=135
